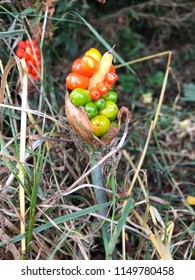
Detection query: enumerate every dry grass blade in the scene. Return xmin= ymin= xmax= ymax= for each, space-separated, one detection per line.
xmin=0 ymin=103 xmax=63 ymax=125
xmin=126 ymin=121 xmax=153 ymax=199
xmin=0 ymin=230 xmax=20 ymax=260
xmin=122 ymin=150 xmax=149 ymax=200
xmin=152 ymin=67 xmax=171 ymax=129
xmin=133 ymin=210 xmax=173 ymax=260
xmin=18 ymin=58 xmax=28 ymax=256
xmin=0 ymin=59 xmax=19 ymax=135
xmin=115 ymin=51 xmax=172 ymax=69
xmin=0 ymin=211 xmax=20 ymax=260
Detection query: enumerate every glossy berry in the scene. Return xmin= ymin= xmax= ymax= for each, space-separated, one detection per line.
xmin=69 ymin=88 xmax=91 ymax=106
xmin=85 ymin=48 xmax=102 ymax=62
xmin=84 ymin=102 xmax=98 ymax=119
xmin=81 ymin=55 xmax=100 ymax=76
xmin=18 ymin=41 xmax=26 ymax=49
xmin=97 ymin=81 xmax=111 ymax=96
xmin=105 ymin=71 xmax=118 ymax=85
xmin=104 ymin=90 xmax=118 ymax=103
xmin=93 ymin=98 xmax=106 ymax=110
xmin=90 ymin=115 xmax=110 ymax=137
xmin=72 ymin=58 xmax=92 ymax=77
xmin=89 ymin=87 xmax=101 ymax=100
xmin=16 ymin=48 xmax=26 ymax=59
xmin=99 ymin=100 xmax=118 ymax=120
xmin=66 ymin=73 xmax=89 ymax=90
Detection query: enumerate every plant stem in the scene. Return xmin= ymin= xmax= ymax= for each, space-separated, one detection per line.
xmin=90 ymin=146 xmax=108 ymax=218
xmin=88 ymin=144 xmax=118 ymax=259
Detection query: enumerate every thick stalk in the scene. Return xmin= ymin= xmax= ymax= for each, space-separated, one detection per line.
xmin=89 ymin=145 xmax=117 ymax=259
xmin=90 ymin=146 xmax=108 ymax=218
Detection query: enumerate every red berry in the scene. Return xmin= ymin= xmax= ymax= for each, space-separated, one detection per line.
xmin=18 ymin=41 xmax=26 ymax=49
xmin=89 ymin=87 xmax=101 ymax=100
xmin=25 ymin=39 xmax=37 ymax=47
xmin=105 ymin=71 xmax=118 ymax=85
xmin=16 ymin=48 xmax=25 ymax=59
xmin=97 ymin=81 xmax=111 ymax=96
xmin=66 ymin=72 xmax=90 ymax=90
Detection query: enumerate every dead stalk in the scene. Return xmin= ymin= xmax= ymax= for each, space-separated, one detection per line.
xmin=18 ymin=58 xmax=28 ymax=256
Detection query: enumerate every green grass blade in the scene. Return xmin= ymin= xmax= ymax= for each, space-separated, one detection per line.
xmin=35 ymin=201 xmax=111 ymax=233
xmin=107 ymin=198 xmax=134 ymax=258
xmin=0 ymin=201 xmax=112 ymax=246
xmin=47 ymin=228 xmax=74 ymax=260
xmin=26 ymin=142 xmax=46 ymax=254
xmin=0 ymin=30 xmax=25 ymax=38
xmin=145 ymin=241 xmax=151 ymax=260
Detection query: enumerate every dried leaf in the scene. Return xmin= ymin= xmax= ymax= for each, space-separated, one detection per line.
xmin=97 ymin=0 xmax=106 ymax=4
xmin=42 ymin=0 xmax=57 ymax=17
xmin=0 ymin=57 xmax=16 ymax=104
xmin=31 ymin=20 xmax=54 ymax=42
xmin=31 ymin=22 xmax=43 ymax=43
xmin=21 ymin=1 xmax=56 ymax=42
xmin=65 ymin=90 xmax=131 ymax=148
xmin=65 ymin=90 xmax=93 ymax=142
xmin=21 ymin=0 xmax=33 ymax=8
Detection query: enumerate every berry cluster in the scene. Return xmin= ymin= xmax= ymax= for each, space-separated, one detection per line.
xmin=16 ymin=39 xmax=41 ymax=81
xmin=66 ymin=48 xmax=119 ymax=137
xmin=66 ymin=48 xmax=118 ymax=101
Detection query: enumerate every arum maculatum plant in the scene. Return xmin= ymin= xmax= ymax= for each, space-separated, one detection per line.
xmin=65 ymin=48 xmax=131 ymax=258
xmin=65 ymin=48 xmax=131 ymax=147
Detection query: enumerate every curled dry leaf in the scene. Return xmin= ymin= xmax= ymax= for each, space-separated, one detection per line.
xmin=65 ymin=90 xmax=131 ymax=148
xmin=97 ymin=0 xmax=106 ymax=4
xmin=21 ymin=0 xmax=33 ymax=8
xmin=0 ymin=58 xmax=15 ymax=104
xmin=65 ymin=90 xmax=93 ymax=142
xmin=42 ymin=0 xmax=57 ymax=17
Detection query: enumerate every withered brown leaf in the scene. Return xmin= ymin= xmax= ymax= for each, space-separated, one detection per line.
xmin=97 ymin=0 xmax=106 ymax=4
